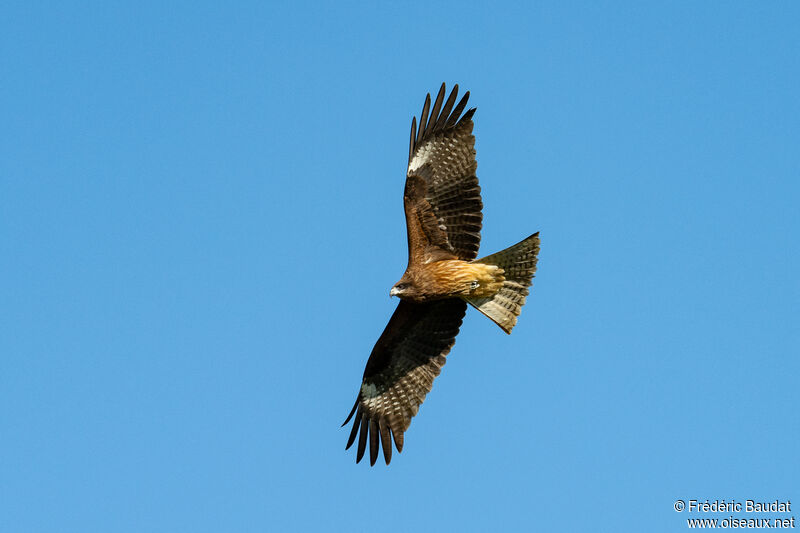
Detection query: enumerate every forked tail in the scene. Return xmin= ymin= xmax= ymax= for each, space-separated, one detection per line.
xmin=465 ymin=232 xmax=540 ymax=334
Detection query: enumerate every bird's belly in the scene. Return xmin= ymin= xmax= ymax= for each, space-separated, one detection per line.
xmin=419 ymin=260 xmax=505 ymax=299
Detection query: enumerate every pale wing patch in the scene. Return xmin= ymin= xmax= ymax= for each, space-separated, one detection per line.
xmin=408 ymin=142 xmax=435 ymax=173
xmin=361 ymin=382 xmax=379 ymax=399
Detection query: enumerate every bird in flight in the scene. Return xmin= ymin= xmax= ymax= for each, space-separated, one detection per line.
xmin=343 ymin=83 xmax=540 ymax=465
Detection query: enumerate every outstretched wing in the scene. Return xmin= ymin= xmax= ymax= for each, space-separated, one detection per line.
xmin=404 ymin=83 xmax=483 ymax=264
xmin=342 ymin=299 xmax=467 ymax=465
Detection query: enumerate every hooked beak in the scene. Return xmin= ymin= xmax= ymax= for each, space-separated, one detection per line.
xmin=390 ymin=287 xmax=401 ymax=298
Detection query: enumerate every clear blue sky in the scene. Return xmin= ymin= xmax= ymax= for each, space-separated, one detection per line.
xmin=2 ymin=2 xmax=798 ymax=532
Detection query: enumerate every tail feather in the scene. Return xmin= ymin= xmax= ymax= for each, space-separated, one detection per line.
xmin=465 ymin=232 xmax=539 ymax=334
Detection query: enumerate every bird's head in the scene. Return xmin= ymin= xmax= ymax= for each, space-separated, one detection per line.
xmin=390 ymin=277 xmax=417 ymax=300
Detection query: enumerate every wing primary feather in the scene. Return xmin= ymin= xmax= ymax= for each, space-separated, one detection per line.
xmin=445 ymin=91 xmax=471 ymax=128
xmin=458 ymin=107 xmax=476 ymax=127
xmin=392 ymin=427 xmax=404 ymax=453
xmin=433 ymin=84 xmax=458 ymax=132
xmin=369 ymin=419 xmax=380 ymax=466
xmin=356 ymin=412 xmax=368 ymax=463
xmin=341 ymin=397 xmax=359 ymax=426
xmin=408 ymin=116 xmax=417 ymax=164
xmin=427 ymin=83 xmax=446 ymax=137
xmin=379 ymin=420 xmax=393 ymax=465
xmin=345 ymin=406 xmax=361 ymax=450
xmin=416 ymin=93 xmax=431 ymax=146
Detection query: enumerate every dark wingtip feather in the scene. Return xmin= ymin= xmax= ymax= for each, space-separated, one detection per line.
xmin=446 ymin=91 xmax=471 ymax=128
xmin=356 ymin=412 xmax=368 ymax=463
xmin=459 ymin=107 xmax=476 ymax=126
xmin=409 ymin=84 xmax=474 ymax=163
xmin=426 ymin=83 xmax=446 ymax=138
xmin=369 ymin=419 xmax=380 ymax=466
xmin=433 ymin=84 xmax=459 ymax=132
xmin=408 ymin=116 xmax=417 ymax=164
xmin=341 ymin=397 xmax=359 ymax=427
xmin=345 ymin=406 xmax=361 ymax=450
xmin=379 ymin=421 xmax=393 ymax=465
xmin=416 ymin=93 xmax=431 ymax=146
xmin=392 ymin=428 xmax=404 ymax=453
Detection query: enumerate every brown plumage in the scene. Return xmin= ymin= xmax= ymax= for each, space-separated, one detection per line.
xmin=343 ymin=84 xmax=540 ymax=465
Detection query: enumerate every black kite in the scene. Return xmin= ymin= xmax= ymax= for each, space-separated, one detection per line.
xmin=343 ymin=84 xmax=540 ymax=465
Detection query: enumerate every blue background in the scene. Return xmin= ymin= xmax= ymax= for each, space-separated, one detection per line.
xmin=2 ymin=2 xmax=798 ymax=532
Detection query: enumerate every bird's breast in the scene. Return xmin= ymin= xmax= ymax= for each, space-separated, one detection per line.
xmin=415 ymin=260 xmax=505 ymax=299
